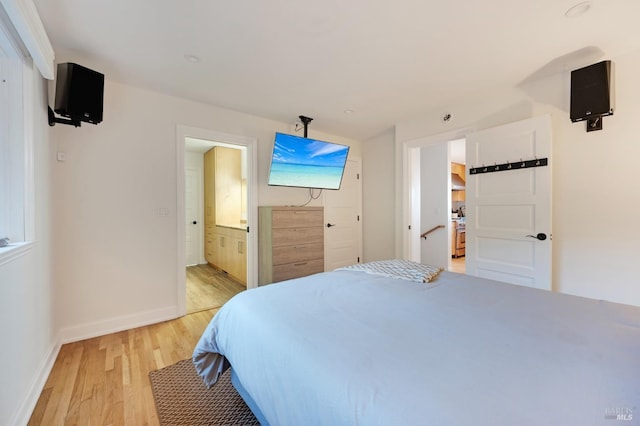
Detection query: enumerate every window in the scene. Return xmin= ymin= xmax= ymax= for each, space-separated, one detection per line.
xmin=0 ymin=5 xmax=32 ymax=262
xmin=0 ymin=52 xmax=25 ymax=243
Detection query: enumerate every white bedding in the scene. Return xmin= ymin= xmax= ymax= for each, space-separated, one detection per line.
xmin=193 ymin=269 xmax=640 ymax=426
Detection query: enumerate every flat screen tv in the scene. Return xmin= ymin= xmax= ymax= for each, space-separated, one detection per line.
xmin=268 ymin=132 xmax=350 ymax=190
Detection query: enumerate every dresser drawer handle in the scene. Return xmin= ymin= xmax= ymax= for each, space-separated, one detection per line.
xmin=293 ymin=262 xmax=308 ymax=267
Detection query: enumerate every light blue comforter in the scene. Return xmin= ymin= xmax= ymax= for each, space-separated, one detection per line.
xmin=193 ymin=270 xmax=640 ymax=426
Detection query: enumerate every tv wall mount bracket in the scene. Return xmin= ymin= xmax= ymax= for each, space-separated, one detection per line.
xmin=296 ymin=115 xmax=313 ymax=138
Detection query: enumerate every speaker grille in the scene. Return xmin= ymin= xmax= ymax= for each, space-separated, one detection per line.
xmin=54 ymin=63 xmax=104 ymax=124
xmin=570 ymin=60 xmax=613 ymax=122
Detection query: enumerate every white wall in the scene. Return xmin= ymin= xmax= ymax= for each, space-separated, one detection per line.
xmin=50 ymin=79 xmax=362 ymax=341
xmin=390 ymin=48 xmax=640 ymax=306
xmin=362 ymin=128 xmax=396 ymax=262
xmin=0 ymin=72 xmax=55 ymax=425
xmin=419 ymin=143 xmax=449 ymax=268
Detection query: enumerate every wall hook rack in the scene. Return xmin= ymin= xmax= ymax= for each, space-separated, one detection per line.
xmin=469 ymin=157 xmax=548 ymax=175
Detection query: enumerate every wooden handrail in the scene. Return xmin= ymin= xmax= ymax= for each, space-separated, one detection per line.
xmin=420 ymin=224 xmax=445 ymax=239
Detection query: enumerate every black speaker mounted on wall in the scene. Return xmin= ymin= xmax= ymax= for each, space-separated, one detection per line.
xmin=570 ymin=60 xmax=614 ymax=132
xmin=49 ymin=62 xmax=104 ymax=127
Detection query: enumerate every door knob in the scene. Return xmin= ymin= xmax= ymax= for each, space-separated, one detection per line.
xmin=192 ymin=221 xmax=197 ymax=225
xmin=326 ymin=223 xmax=335 ymax=228
xmin=526 ymin=233 xmax=547 ymax=241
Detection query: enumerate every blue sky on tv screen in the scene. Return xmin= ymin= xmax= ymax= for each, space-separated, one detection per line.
xmin=272 ymin=133 xmax=349 ymax=167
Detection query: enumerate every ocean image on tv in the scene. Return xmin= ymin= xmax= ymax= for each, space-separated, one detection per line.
xmin=268 ymin=133 xmax=350 ymax=190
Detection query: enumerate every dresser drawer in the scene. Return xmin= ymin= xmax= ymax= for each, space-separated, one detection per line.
xmin=272 ymin=209 xmax=323 ymax=229
xmin=273 ymin=259 xmax=324 ymax=283
xmin=258 ymin=206 xmax=325 ymax=285
xmin=272 ymin=242 xmax=323 ymax=265
xmin=272 ymin=226 xmax=323 ymax=247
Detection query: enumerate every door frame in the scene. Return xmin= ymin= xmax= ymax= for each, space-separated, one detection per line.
xmin=400 ymin=127 xmax=473 ymax=261
xmin=176 ymin=125 xmax=258 ymax=316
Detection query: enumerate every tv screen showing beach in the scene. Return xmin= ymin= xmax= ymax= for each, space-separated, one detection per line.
xmin=268 ymin=132 xmax=350 ymax=190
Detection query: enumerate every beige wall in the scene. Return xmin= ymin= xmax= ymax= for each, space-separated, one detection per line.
xmin=0 ymin=71 xmax=54 ymax=425
xmin=386 ymin=48 xmax=640 ymax=306
xmin=362 ymin=128 xmax=396 ymax=262
xmin=50 ymin=79 xmax=362 ymax=341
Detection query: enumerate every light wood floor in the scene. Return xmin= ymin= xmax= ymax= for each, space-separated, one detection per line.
xmin=28 ymin=309 xmax=217 ymax=426
xmin=449 ymin=256 xmax=465 ymax=274
xmin=28 ymin=264 xmax=245 ymax=426
xmin=186 ymin=263 xmax=246 ymax=314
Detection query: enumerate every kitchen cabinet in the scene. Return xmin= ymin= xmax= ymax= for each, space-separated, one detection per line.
xmin=205 ymin=225 xmax=217 ymax=265
xmin=212 ymin=146 xmax=242 ymax=225
xmin=204 ymin=146 xmax=246 ymax=284
xmin=452 ymin=189 xmax=465 ymax=202
xmin=451 ymin=221 xmax=456 ymax=257
xmin=451 ymin=162 xmax=466 ymax=201
xmin=206 ymin=225 xmax=247 ymax=284
xmin=451 ymin=220 xmax=465 ymax=258
xmin=204 ymin=150 xmax=216 ymax=228
xmin=451 ymin=162 xmax=466 ymax=257
xmin=204 ymin=146 xmax=243 ymax=227
xmin=258 ymin=206 xmax=324 ymax=285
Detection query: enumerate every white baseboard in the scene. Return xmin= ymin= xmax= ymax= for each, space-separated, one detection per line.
xmin=11 ymin=338 xmax=61 ymax=426
xmin=57 ymin=305 xmax=179 ymax=344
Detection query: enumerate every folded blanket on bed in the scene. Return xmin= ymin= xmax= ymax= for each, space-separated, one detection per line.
xmin=336 ymin=259 xmax=443 ymax=283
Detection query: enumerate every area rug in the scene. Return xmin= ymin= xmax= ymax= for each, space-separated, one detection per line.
xmin=149 ymin=359 xmax=259 ymax=425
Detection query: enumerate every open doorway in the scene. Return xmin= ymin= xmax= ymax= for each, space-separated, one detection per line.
xmin=406 ymin=116 xmax=552 ymax=287
xmin=405 ymin=133 xmax=467 ymax=273
xmin=184 ymin=139 xmax=247 ymax=313
xmin=449 ymin=138 xmax=466 ymax=274
xmin=176 ymin=126 xmax=258 ymax=317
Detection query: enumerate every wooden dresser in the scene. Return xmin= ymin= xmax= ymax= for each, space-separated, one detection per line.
xmin=258 ymin=206 xmax=324 ymax=285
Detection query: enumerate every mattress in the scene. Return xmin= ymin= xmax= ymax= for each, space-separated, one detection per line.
xmin=193 ymin=269 xmax=640 ymax=425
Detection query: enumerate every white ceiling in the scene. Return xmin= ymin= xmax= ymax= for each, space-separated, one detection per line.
xmin=33 ymin=0 xmax=640 ymax=140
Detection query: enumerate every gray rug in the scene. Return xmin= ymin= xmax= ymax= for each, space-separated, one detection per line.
xmin=149 ymin=359 xmax=259 ymax=426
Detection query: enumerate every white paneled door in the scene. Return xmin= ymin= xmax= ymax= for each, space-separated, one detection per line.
xmin=465 ymin=115 xmax=552 ymax=290
xmin=324 ymin=159 xmax=363 ymax=270
xmin=185 ymin=167 xmax=202 ymax=266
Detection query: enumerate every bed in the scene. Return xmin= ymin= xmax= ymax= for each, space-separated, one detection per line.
xmin=192 ymin=260 xmax=640 ymax=425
